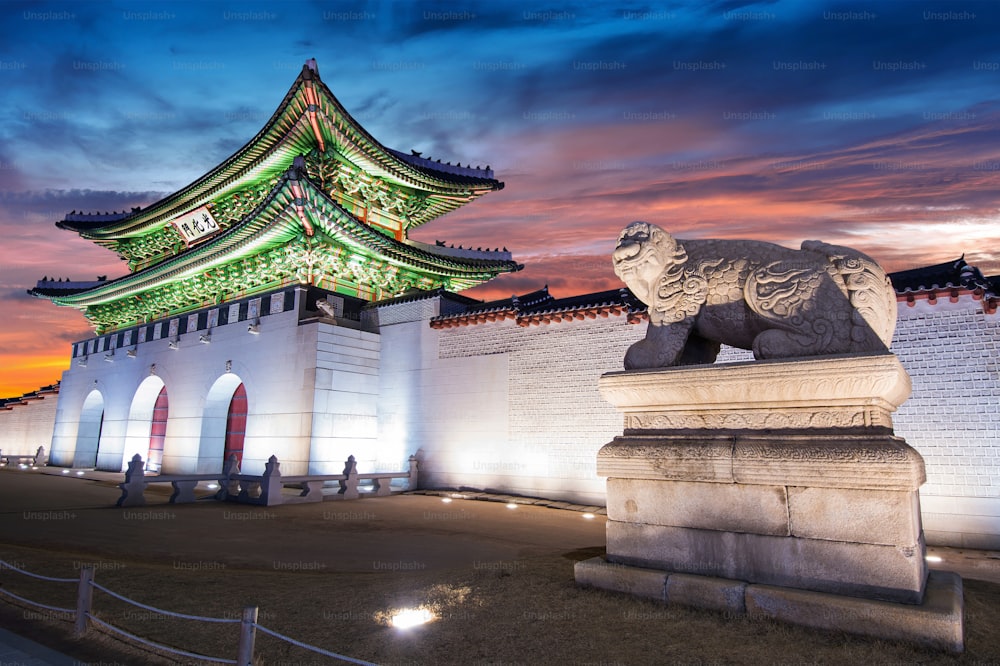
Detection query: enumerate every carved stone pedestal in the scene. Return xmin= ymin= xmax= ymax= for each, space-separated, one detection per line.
xmin=575 ymin=353 xmax=964 ymax=652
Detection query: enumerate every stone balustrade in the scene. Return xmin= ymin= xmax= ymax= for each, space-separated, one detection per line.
xmin=0 ymin=446 xmax=47 ymax=468
xmin=116 ymin=453 xmax=418 ymax=507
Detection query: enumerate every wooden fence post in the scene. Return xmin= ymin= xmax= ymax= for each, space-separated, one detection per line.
xmin=237 ymin=605 xmax=258 ymax=666
xmin=75 ymin=566 xmax=94 ymax=637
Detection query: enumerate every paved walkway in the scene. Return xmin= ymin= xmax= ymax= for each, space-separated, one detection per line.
xmin=0 ymin=626 xmax=75 ymax=665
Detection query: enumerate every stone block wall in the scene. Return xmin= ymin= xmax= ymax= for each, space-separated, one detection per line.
xmin=890 ymin=300 xmax=1000 ymax=548
xmin=394 ymin=293 xmax=999 ymax=546
xmin=0 ymin=395 xmax=58 ymax=457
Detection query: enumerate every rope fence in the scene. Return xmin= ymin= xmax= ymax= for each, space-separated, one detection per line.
xmin=89 ymin=581 xmax=241 ymax=624
xmin=0 ymin=559 xmax=76 ymax=582
xmin=86 ymin=614 xmax=238 ymax=664
xmin=0 ymin=559 xmax=76 ymax=615
xmin=0 ymin=558 xmax=373 ymax=665
xmin=254 ymin=623 xmax=378 ymax=665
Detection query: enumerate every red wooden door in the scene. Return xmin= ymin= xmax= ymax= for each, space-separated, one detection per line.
xmin=147 ymin=386 xmax=168 ymax=473
xmin=224 ymin=384 xmax=247 ymax=467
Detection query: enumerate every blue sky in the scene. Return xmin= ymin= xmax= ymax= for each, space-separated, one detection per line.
xmin=2 ymin=0 xmax=1000 ymax=394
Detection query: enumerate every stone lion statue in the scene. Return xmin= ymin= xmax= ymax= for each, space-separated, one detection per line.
xmin=613 ymin=221 xmax=897 ymax=369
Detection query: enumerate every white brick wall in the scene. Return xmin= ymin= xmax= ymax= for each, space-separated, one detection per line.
xmin=890 ymin=300 xmax=1000 ymax=548
xmin=0 ymin=396 xmax=58 ymax=457
xmin=386 ymin=293 xmax=1000 ymax=546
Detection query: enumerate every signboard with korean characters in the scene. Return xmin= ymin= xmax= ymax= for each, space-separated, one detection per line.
xmin=171 ymin=206 xmax=221 ymax=245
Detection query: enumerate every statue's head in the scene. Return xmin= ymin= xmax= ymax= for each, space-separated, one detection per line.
xmin=613 ymin=222 xmax=678 ymax=300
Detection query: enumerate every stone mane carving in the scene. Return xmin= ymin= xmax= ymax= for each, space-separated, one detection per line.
xmin=612 ymin=221 xmax=897 ymax=369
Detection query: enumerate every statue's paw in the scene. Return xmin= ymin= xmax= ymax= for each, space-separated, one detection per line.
xmin=625 ymin=339 xmax=677 ymax=369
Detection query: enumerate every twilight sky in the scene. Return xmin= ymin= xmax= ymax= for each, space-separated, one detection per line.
xmin=2 ymin=0 xmax=999 ymax=396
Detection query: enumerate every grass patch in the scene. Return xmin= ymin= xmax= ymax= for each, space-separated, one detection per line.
xmin=1 ymin=542 xmax=996 ymax=665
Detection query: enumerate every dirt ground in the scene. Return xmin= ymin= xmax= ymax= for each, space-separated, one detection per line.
xmin=1 ymin=469 xmax=998 ymax=665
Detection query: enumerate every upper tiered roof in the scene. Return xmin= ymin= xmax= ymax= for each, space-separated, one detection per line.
xmin=31 ymin=59 xmax=518 ymax=332
xmin=58 ymin=59 xmax=502 ymax=248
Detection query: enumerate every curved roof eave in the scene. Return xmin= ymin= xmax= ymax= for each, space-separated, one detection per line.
xmin=46 ymin=172 xmax=518 ymax=308
xmin=59 ymin=60 xmax=502 ymax=240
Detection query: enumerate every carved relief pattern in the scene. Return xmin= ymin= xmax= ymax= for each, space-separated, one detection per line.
xmin=598 ymin=442 xmax=731 ymax=461
xmin=736 ymin=442 xmax=912 ymax=464
xmin=701 ymin=257 xmax=750 ymax=305
xmin=625 ymin=409 xmax=880 ymax=431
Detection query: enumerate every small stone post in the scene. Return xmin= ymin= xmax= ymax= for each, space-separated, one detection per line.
xmin=236 ymin=605 xmax=258 ymax=666
xmin=117 ymin=454 xmax=148 ymax=507
xmin=407 ymin=455 xmax=419 ymax=490
xmin=218 ymin=454 xmax=241 ymax=500
xmin=339 ymin=455 xmax=359 ymax=499
xmin=75 ymin=566 xmax=94 ymax=636
xmin=260 ymin=455 xmax=282 ymax=506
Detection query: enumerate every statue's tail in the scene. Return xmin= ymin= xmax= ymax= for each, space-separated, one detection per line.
xmin=801 ymin=240 xmax=897 ymax=348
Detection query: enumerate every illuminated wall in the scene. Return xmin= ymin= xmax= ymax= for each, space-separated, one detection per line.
xmin=375 ymin=291 xmax=1000 ymax=547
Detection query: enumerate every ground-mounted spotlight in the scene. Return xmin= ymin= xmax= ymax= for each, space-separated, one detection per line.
xmin=926 ymin=555 xmax=943 ymax=563
xmin=62 ymin=469 xmax=71 ymax=474
xmin=441 ymin=497 xmax=453 ymax=504
xmin=75 ymin=471 xmax=85 ymax=476
xmin=391 ymin=608 xmax=433 ymax=629
xmin=207 ymin=483 xmax=219 ymax=490
xmin=505 ymin=502 xmax=517 ymax=510
xmin=582 ymin=513 xmax=595 ymax=520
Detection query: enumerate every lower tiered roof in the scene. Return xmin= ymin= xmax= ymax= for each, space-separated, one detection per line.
xmin=30 ymin=160 xmax=520 ymax=333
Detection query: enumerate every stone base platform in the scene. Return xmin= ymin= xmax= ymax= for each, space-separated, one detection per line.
xmin=575 ymin=557 xmax=964 ymax=653
xmin=586 ymin=353 xmax=965 ymax=651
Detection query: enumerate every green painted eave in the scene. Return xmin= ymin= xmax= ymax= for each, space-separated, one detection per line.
xmin=47 ymin=171 xmax=518 ymax=310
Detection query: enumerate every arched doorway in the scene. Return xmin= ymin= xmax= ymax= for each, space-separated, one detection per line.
xmin=74 ymin=390 xmax=105 ymax=468
xmin=198 ymin=374 xmax=246 ymax=474
xmin=224 ymin=383 xmax=247 ymax=467
xmin=124 ymin=376 xmax=168 ymax=473
xmin=147 ymin=386 xmax=169 ymax=473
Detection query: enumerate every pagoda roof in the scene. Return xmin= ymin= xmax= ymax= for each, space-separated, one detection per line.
xmin=1 ymin=382 xmax=60 ymax=410
xmin=366 ymin=287 xmax=481 ymax=310
xmin=28 ymin=278 xmax=108 ymax=298
xmin=32 ymin=163 xmax=519 ymax=313
xmin=429 ymin=286 xmax=644 ymax=328
xmin=58 ymin=59 xmax=502 ymax=242
xmin=888 ymin=256 xmax=995 ymax=296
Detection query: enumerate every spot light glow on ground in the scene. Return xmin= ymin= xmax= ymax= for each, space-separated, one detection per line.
xmin=391 ymin=608 xmax=434 ymax=629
